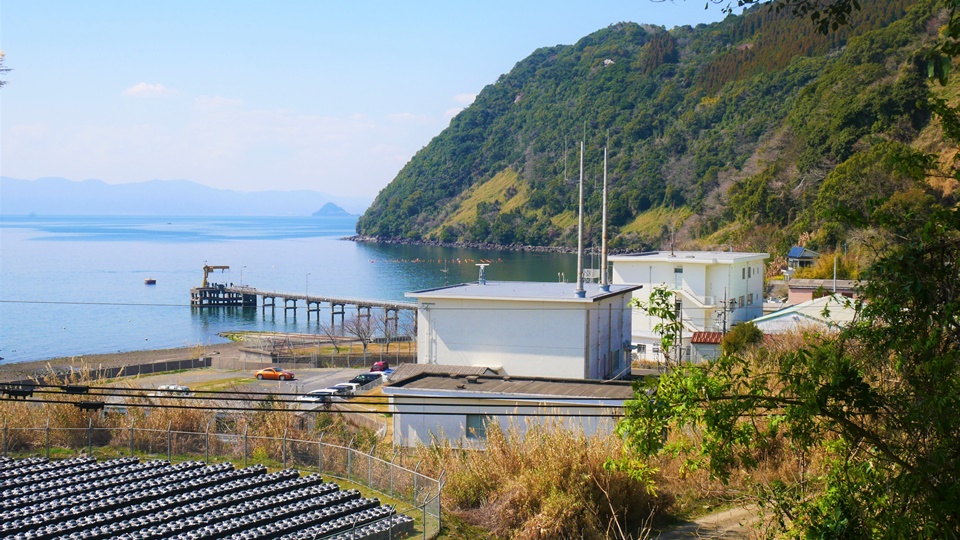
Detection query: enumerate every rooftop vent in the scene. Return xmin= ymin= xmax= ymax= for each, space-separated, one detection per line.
xmin=466 ymin=375 xmax=480 ymax=384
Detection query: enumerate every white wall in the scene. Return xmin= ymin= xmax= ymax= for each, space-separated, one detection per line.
xmin=612 ymin=254 xmax=767 ymax=361
xmin=415 ymin=293 xmax=633 ymax=380
xmin=391 ymin=395 xmax=623 ymax=448
xmin=417 ymin=298 xmax=589 ymax=379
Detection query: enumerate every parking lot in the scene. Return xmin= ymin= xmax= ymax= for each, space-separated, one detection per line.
xmin=119 ymin=365 xmax=386 ymax=401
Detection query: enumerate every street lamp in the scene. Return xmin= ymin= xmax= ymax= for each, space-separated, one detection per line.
xmin=306 ymin=273 xmax=311 ymax=298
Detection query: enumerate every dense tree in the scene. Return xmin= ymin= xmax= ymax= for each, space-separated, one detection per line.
xmin=614 ymin=0 xmax=960 ymax=535
xmin=356 ymin=0 xmax=934 ymax=250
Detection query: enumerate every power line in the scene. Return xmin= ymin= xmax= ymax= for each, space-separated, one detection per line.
xmin=0 ymin=396 xmax=628 ymax=418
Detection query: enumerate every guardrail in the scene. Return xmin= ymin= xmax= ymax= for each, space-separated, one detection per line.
xmin=1 ymin=421 xmax=442 ymax=539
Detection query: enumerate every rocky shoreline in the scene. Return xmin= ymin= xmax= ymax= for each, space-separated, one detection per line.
xmin=343 ymin=235 xmax=636 ymax=255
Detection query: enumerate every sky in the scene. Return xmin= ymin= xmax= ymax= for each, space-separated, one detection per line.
xmin=0 ymin=1 xmax=735 ymax=201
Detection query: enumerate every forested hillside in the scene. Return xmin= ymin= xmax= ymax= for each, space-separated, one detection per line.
xmin=357 ymin=0 xmax=957 ymax=263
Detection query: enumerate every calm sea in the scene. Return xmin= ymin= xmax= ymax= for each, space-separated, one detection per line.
xmin=0 ymin=215 xmax=579 ymax=364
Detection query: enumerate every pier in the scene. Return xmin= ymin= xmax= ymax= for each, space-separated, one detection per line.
xmin=190 ymin=284 xmax=417 ymax=329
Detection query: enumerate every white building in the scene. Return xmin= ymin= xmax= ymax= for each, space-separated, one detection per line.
xmin=405 ymin=281 xmax=640 ymax=380
xmin=751 ymin=294 xmax=856 ymax=333
xmin=383 ymin=371 xmax=635 ymax=448
xmin=609 ymin=251 xmax=768 ymax=362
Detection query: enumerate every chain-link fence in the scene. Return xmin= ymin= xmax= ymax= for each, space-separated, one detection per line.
xmin=1 ymin=421 xmax=442 ymax=539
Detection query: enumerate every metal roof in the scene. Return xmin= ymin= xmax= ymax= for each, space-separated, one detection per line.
xmin=608 ymin=251 xmax=768 ymax=264
xmin=384 ymin=371 xmax=637 ymax=400
xmin=388 ymin=363 xmax=499 ymax=384
xmin=787 ymin=246 xmax=819 ymax=259
xmin=406 ymin=281 xmax=640 ymax=303
xmin=787 ymin=278 xmax=860 ymax=291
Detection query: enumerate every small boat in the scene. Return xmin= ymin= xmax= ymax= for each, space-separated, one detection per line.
xmin=144 ymin=278 xmax=157 ymax=285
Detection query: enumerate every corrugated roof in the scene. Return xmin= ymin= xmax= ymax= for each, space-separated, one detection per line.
xmin=691 ymin=332 xmax=723 ymax=344
xmin=787 ymin=278 xmax=860 ymax=290
xmin=385 ymin=372 xmax=636 ymax=400
xmin=388 ymin=363 xmax=499 ymax=384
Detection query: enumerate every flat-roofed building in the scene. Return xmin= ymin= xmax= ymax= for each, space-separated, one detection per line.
xmin=405 ymin=281 xmax=640 ymax=380
xmin=383 ymin=371 xmax=636 ymax=448
xmin=609 ymin=251 xmax=768 ymax=362
xmin=787 ymin=278 xmax=860 ymax=304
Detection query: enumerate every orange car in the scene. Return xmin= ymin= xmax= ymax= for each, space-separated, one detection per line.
xmin=255 ymin=367 xmax=295 ymax=381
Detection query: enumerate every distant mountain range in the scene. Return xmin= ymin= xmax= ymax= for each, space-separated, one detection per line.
xmin=0 ymin=177 xmax=369 ymax=216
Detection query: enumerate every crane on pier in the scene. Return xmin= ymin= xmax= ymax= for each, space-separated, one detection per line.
xmin=202 ymin=265 xmax=230 ymax=288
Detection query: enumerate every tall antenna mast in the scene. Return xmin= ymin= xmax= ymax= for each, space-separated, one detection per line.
xmin=576 ymin=140 xmax=586 ymax=298
xmin=601 ymin=146 xmax=610 ymax=292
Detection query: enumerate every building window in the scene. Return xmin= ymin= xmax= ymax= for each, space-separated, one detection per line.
xmin=739 ymin=296 xmax=744 ymax=308
xmin=673 ymin=267 xmax=683 ymax=290
xmin=747 ymin=293 xmax=754 ymax=305
xmin=742 ymin=268 xmax=746 ymax=279
xmin=748 ymin=267 xmax=752 ymax=278
xmin=466 ymin=415 xmax=490 ymax=440
xmin=635 ymin=344 xmax=646 ymax=354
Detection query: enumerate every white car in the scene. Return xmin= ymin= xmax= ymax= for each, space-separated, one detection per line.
xmin=153 ymin=384 xmax=191 ymax=397
xmin=328 ymin=382 xmax=361 ymax=400
xmin=295 ymin=389 xmax=336 ymax=403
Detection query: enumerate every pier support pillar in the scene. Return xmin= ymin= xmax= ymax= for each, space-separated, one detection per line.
xmin=384 ymin=307 xmax=399 ymax=335
xmin=306 ymin=300 xmax=321 ymax=321
xmin=331 ymin=302 xmax=345 ymax=329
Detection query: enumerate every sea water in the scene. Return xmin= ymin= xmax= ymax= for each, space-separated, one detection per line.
xmin=0 ymin=215 xmax=580 ymax=364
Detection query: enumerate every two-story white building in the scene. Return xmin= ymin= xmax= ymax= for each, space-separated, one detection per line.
xmin=609 ymin=251 xmax=768 ymax=362
xmin=405 ymin=281 xmax=640 ymax=380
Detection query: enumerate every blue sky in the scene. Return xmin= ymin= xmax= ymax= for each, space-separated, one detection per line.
xmin=0 ymin=1 xmax=734 ymax=200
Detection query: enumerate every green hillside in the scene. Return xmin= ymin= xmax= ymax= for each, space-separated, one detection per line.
xmin=357 ymin=0 xmax=954 ymax=258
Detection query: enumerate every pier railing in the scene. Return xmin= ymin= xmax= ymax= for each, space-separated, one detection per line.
xmin=1 ymin=422 xmax=443 ymax=539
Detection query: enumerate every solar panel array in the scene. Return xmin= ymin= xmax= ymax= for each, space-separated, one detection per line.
xmin=0 ymin=457 xmax=414 ymax=540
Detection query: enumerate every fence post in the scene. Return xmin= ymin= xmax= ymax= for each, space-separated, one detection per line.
xmin=414 ymin=460 xmax=422 ymax=509
xmin=46 ymin=417 xmax=51 ymax=459
xmin=318 ymin=433 xmax=324 ymax=473
xmin=205 ymin=421 xmax=210 ymax=464
xmin=2 ymin=418 xmax=6 ymax=457
xmin=243 ymin=427 xmax=248 ymax=468
xmin=348 ymin=436 xmax=358 ymax=480
xmin=87 ymin=416 xmax=93 ymax=455
xmin=167 ymin=421 xmax=172 ymax=462
xmin=437 ymin=470 xmax=445 ymax=535
xmin=130 ymin=419 xmax=135 ymax=457
xmin=368 ymin=442 xmax=376 ymax=487
xmin=282 ymin=428 xmax=287 ymax=469
xmin=390 ymin=451 xmax=398 ymax=496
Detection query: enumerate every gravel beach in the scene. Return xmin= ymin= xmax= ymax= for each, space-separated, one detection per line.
xmin=0 ymin=341 xmax=244 ymax=383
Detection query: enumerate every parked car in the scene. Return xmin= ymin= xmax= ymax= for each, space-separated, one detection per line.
xmin=350 ymin=373 xmax=382 ymax=385
xmin=255 ymin=367 xmax=295 ymax=381
xmin=153 ymin=384 xmax=191 ymax=396
xmin=329 ymin=382 xmax=361 ymax=397
xmin=371 ymin=361 xmax=389 ymax=372
xmin=295 ymin=389 xmax=336 ymax=403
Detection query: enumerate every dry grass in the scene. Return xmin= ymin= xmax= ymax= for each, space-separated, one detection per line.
xmin=415 ymin=422 xmax=667 ymax=540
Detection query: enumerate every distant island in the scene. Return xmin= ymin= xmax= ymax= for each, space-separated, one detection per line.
xmin=0 ymin=176 xmax=370 ymax=216
xmin=312 ymin=202 xmax=353 ymax=217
